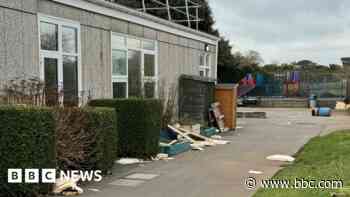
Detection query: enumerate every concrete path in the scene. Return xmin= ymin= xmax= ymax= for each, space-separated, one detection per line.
xmin=81 ymin=108 xmax=350 ymax=197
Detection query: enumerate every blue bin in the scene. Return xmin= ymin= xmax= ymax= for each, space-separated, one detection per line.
xmin=318 ymin=107 xmax=331 ymax=117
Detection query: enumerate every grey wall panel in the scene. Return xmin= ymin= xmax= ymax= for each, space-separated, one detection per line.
xmin=102 ymin=30 xmax=112 ymax=98
xmin=158 ymin=31 xmax=169 ymax=43
xmin=4 ymin=9 xmax=24 ymax=79
xmin=0 ymin=8 xmax=5 ymax=82
xmin=81 ymin=26 xmax=112 ymax=99
xmin=128 ymin=23 xmax=143 ymax=37
xmin=22 ymin=13 xmax=39 ymax=78
xmin=22 ymin=0 xmax=37 ymax=13
xmin=178 ymin=37 xmax=188 ymax=47
xmin=211 ymin=52 xmax=217 ymax=78
xmin=0 ymin=0 xmax=22 ymax=11
xmin=158 ymin=42 xmax=169 ymax=82
xmin=110 ymin=18 xmax=128 ymax=33
xmin=188 ymin=39 xmax=199 ymax=50
xmin=168 ymin=34 xmax=178 ymax=45
xmin=144 ymin=27 xmax=157 ymax=40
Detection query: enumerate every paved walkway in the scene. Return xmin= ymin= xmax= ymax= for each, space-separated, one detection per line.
xmin=82 ymin=108 xmax=350 ymax=197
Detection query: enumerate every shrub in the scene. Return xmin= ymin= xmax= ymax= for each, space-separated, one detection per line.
xmin=55 ymin=107 xmax=118 ymax=174
xmin=89 ymin=99 xmax=162 ymax=158
xmin=0 ymin=106 xmax=56 ymax=197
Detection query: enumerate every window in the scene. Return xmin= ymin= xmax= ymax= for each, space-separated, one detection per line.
xmin=62 ymin=26 xmax=77 ymax=53
xmin=143 ymin=40 xmax=156 ymax=51
xmin=111 ymin=33 xmax=158 ymax=98
xmin=40 ymin=22 xmax=58 ymax=51
xmin=113 ymin=82 xmax=127 ymax=98
xmin=144 ymin=54 xmax=155 ymax=77
xmin=199 ymin=53 xmax=211 ymax=77
xmin=128 ymin=50 xmax=142 ymax=97
xmin=128 ymin=38 xmax=141 ymax=49
xmin=39 ymin=15 xmax=80 ymax=106
xmin=112 ymin=50 xmax=127 ymax=76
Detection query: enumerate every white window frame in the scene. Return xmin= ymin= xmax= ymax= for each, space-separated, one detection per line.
xmin=199 ymin=53 xmax=211 ymax=77
xmin=111 ymin=32 xmax=158 ymax=98
xmin=38 ymin=14 xmax=82 ymax=104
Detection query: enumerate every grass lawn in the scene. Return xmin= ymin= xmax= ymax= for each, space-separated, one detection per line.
xmin=254 ymin=130 xmax=350 ymax=197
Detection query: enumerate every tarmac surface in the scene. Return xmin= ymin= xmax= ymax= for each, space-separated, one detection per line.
xmin=81 ymin=108 xmax=350 ymax=197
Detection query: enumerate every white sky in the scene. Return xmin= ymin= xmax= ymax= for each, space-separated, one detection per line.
xmin=209 ymin=0 xmax=350 ymax=65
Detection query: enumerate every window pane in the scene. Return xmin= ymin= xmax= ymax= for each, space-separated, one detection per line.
xmin=128 ymin=50 xmax=142 ymax=97
xmin=112 ymin=35 xmax=126 ymax=49
xmin=44 ymin=58 xmax=58 ymax=106
xmin=128 ymin=38 xmax=141 ymax=49
xmin=144 ymin=54 xmax=155 ymax=77
xmin=62 ymin=26 xmax=78 ymax=53
xmin=143 ymin=40 xmax=155 ymax=50
xmin=199 ymin=54 xmax=205 ymax=66
xmin=206 ymin=54 xmax=210 ymax=67
xmin=144 ymin=82 xmax=155 ymax=98
xmin=112 ymin=50 xmax=127 ymax=76
xmin=40 ymin=22 xmax=58 ymax=51
xmin=199 ymin=70 xmax=204 ymax=77
xmin=63 ymin=56 xmax=78 ymax=106
xmin=113 ymin=82 xmax=127 ymax=98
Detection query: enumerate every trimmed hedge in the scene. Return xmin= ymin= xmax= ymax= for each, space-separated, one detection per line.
xmin=0 ymin=106 xmax=56 ymax=197
xmin=89 ymin=99 xmax=162 ymax=158
xmin=55 ymin=107 xmax=118 ymax=174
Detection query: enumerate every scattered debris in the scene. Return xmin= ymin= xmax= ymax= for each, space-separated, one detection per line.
xmin=236 ymin=126 xmax=244 ymax=129
xmin=53 ymin=175 xmax=83 ymax=196
xmin=192 ymin=124 xmax=201 ymax=134
xmin=116 ymin=158 xmax=144 ymax=165
xmin=211 ymin=135 xmax=222 ymax=139
xmin=211 ymin=139 xmax=230 ymax=145
xmin=87 ymin=188 xmax=100 ymax=192
xmin=209 ymin=102 xmax=229 ymax=132
xmin=249 ymin=170 xmax=263 ymax=175
xmin=191 ymin=144 xmax=205 ymax=151
xmin=152 ymin=153 xmax=175 ymax=161
xmin=335 ymin=101 xmax=350 ymax=110
xmin=266 ymin=154 xmax=295 ymax=162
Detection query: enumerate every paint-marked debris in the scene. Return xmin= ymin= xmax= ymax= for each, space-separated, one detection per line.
xmin=211 ymin=135 xmax=222 ymax=139
xmin=266 ymin=154 xmax=295 ymax=162
xmin=53 ymin=175 xmax=83 ymax=196
xmin=191 ymin=144 xmax=204 ymax=151
xmin=125 ymin=173 xmax=159 ymax=180
xmin=116 ymin=158 xmax=144 ymax=165
xmin=211 ymin=139 xmax=230 ymax=145
xmin=249 ymin=170 xmax=263 ymax=175
xmin=152 ymin=154 xmax=175 ymax=161
xmin=88 ymin=188 xmax=100 ymax=192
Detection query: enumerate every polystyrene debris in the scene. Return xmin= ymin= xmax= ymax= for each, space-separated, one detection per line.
xmin=266 ymin=154 xmax=295 ymax=162
xmin=116 ymin=158 xmax=144 ymax=165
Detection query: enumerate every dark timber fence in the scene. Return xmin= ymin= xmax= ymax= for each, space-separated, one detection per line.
xmin=178 ymin=75 xmax=216 ymax=126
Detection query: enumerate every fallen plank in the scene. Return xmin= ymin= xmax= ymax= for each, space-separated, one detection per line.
xmin=168 ymin=125 xmax=196 ymax=143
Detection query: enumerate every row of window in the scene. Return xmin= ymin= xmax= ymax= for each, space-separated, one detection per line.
xmin=39 ymin=15 xmax=212 ymax=104
xmin=111 ymin=34 xmax=158 ymax=99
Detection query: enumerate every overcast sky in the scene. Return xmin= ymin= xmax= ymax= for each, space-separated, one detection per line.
xmin=209 ymin=0 xmax=350 ymax=65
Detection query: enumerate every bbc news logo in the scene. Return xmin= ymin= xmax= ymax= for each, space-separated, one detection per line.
xmin=8 ymin=169 xmax=103 ymax=183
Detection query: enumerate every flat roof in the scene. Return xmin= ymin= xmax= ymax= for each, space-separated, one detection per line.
xmin=51 ymin=0 xmax=220 ymax=45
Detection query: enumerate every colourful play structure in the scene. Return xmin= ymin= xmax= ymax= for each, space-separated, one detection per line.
xmin=238 ymin=71 xmax=347 ymax=98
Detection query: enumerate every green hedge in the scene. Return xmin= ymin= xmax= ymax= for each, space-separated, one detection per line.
xmin=0 ymin=106 xmax=56 ymax=197
xmin=84 ymin=108 xmax=118 ymax=173
xmin=55 ymin=107 xmax=118 ymax=174
xmin=89 ymin=99 xmax=162 ymax=158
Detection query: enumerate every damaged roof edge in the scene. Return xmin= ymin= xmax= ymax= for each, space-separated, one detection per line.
xmin=50 ymin=0 xmax=220 ymax=45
